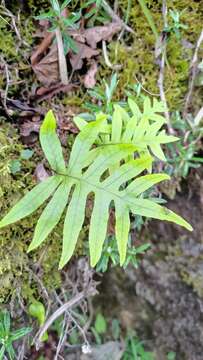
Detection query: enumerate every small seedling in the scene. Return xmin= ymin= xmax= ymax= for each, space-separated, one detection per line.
xmin=96 ymin=236 xmax=151 ymax=272
xmin=86 ymin=73 xmax=118 ymax=113
xmin=0 ymin=310 xmax=31 ymax=360
xmin=28 ymin=301 xmax=48 ymax=341
xmin=167 ymin=352 xmax=176 ymax=360
xmin=36 ymin=0 xmax=81 ymax=84
xmin=123 ymin=332 xmax=155 ymax=360
xmin=91 ymin=313 xmax=107 ymax=344
xmin=164 ymin=9 xmax=188 ymax=39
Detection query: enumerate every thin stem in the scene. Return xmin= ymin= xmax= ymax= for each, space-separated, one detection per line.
xmin=55 ymin=28 xmax=69 ymax=85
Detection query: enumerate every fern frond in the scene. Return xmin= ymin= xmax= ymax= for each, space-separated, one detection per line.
xmin=74 ymin=96 xmax=179 ymax=161
xmin=0 ymin=108 xmax=192 ymax=270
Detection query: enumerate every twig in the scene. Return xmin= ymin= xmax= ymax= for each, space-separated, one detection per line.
xmin=102 ymin=40 xmax=121 ymax=70
xmin=101 ymin=0 xmax=135 ymax=34
xmin=183 ymin=29 xmax=203 ymax=117
xmin=68 ymin=310 xmax=90 ymax=349
xmin=34 ymin=287 xmax=96 ymax=350
xmin=194 ymin=106 xmax=203 ymax=128
xmin=157 ymin=0 xmax=173 ymax=134
xmin=1 ymin=56 xmax=10 ymax=114
xmin=134 ymin=74 xmax=160 ymax=97
xmin=54 ymin=313 xmax=70 ymax=360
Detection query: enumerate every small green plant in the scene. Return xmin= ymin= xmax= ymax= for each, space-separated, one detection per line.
xmin=165 ymin=111 xmax=203 ymax=178
xmin=164 ymin=9 xmax=188 ymax=39
xmin=166 ymin=142 xmax=203 ymax=178
xmin=0 ymin=310 xmax=31 ymax=360
xmin=122 ymin=332 xmax=154 ymax=360
xmin=36 ymin=0 xmax=81 ymax=84
xmin=36 ymin=0 xmax=80 ymax=54
xmin=167 ymin=352 xmax=176 ymax=360
xmin=96 ymin=236 xmax=151 ymax=272
xmin=86 ymin=73 xmax=119 ymax=113
xmin=0 ymin=98 xmax=192 ymax=269
xmin=91 ymin=313 xmax=107 ymax=344
xmin=81 ymin=0 xmax=109 ymax=26
xmin=28 ymin=301 xmax=48 ymax=341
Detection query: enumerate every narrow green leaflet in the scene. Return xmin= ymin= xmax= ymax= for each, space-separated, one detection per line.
xmin=60 ymin=184 xmax=88 ymax=269
xmin=115 ymin=199 xmax=130 ymax=265
xmin=40 ymin=110 xmax=66 ymax=174
xmin=0 ymin=176 xmax=62 ymax=229
xmin=0 ymin=347 xmax=5 ymax=360
xmin=89 ymin=191 xmax=110 ymax=266
xmin=3 ymin=310 xmax=10 ymax=335
xmin=68 ymin=113 xmax=107 ymax=174
xmin=126 ymin=198 xmax=192 ymax=231
xmin=10 ymin=327 xmax=32 ymax=341
xmin=28 ymin=179 xmax=72 ymax=252
xmin=125 ymin=173 xmax=170 ymax=196
xmin=111 ymin=105 xmax=122 ymax=143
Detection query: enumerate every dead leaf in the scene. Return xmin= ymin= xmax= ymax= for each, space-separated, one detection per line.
xmin=83 ymin=22 xmax=122 ymax=49
xmin=84 ymin=61 xmax=98 ymax=89
xmin=107 ymin=208 xmax=115 ymax=236
xmin=32 ymin=45 xmax=59 ymax=86
xmin=69 ymin=42 xmax=99 ymax=70
xmin=31 ymin=32 xmax=54 ymax=66
xmin=36 ymin=83 xmax=78 ymax=102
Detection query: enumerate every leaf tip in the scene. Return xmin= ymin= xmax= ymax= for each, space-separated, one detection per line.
xmin=41 ymin=110 xmax=57 ymax=134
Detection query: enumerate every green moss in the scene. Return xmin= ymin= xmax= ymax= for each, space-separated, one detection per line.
xmin=98 ymin=0 xmax=203 ymax=111
xmin=0 ymin=5 xmax=35 ymax=96
xmin=0 ymin=123 xmax=63 ymax=303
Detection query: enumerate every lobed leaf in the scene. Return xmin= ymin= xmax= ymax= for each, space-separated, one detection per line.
xmin=0 ymin=101 xmax=192 ymax=269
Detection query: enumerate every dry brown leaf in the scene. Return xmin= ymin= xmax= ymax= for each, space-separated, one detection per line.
xmin=31 ymin=32 xmax=54 ymax=66
xmin=84 ymin=61 xmax=98 ymax=89
xmin=69 ymin=42 xmax=99 ymax=70
xmin=36 ymin=83 xmax=78 ymax=102
xmin=32 ymin=45 xmax=59 ymax=86
xmin=83 ymin=22 xmax=122 ymax=49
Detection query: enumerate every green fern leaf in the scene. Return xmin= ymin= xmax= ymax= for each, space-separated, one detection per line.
xmin=0 ymin=108 xmax=192 ymax=270
xmin=74 ymin=96 xmax=178 ymax=161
